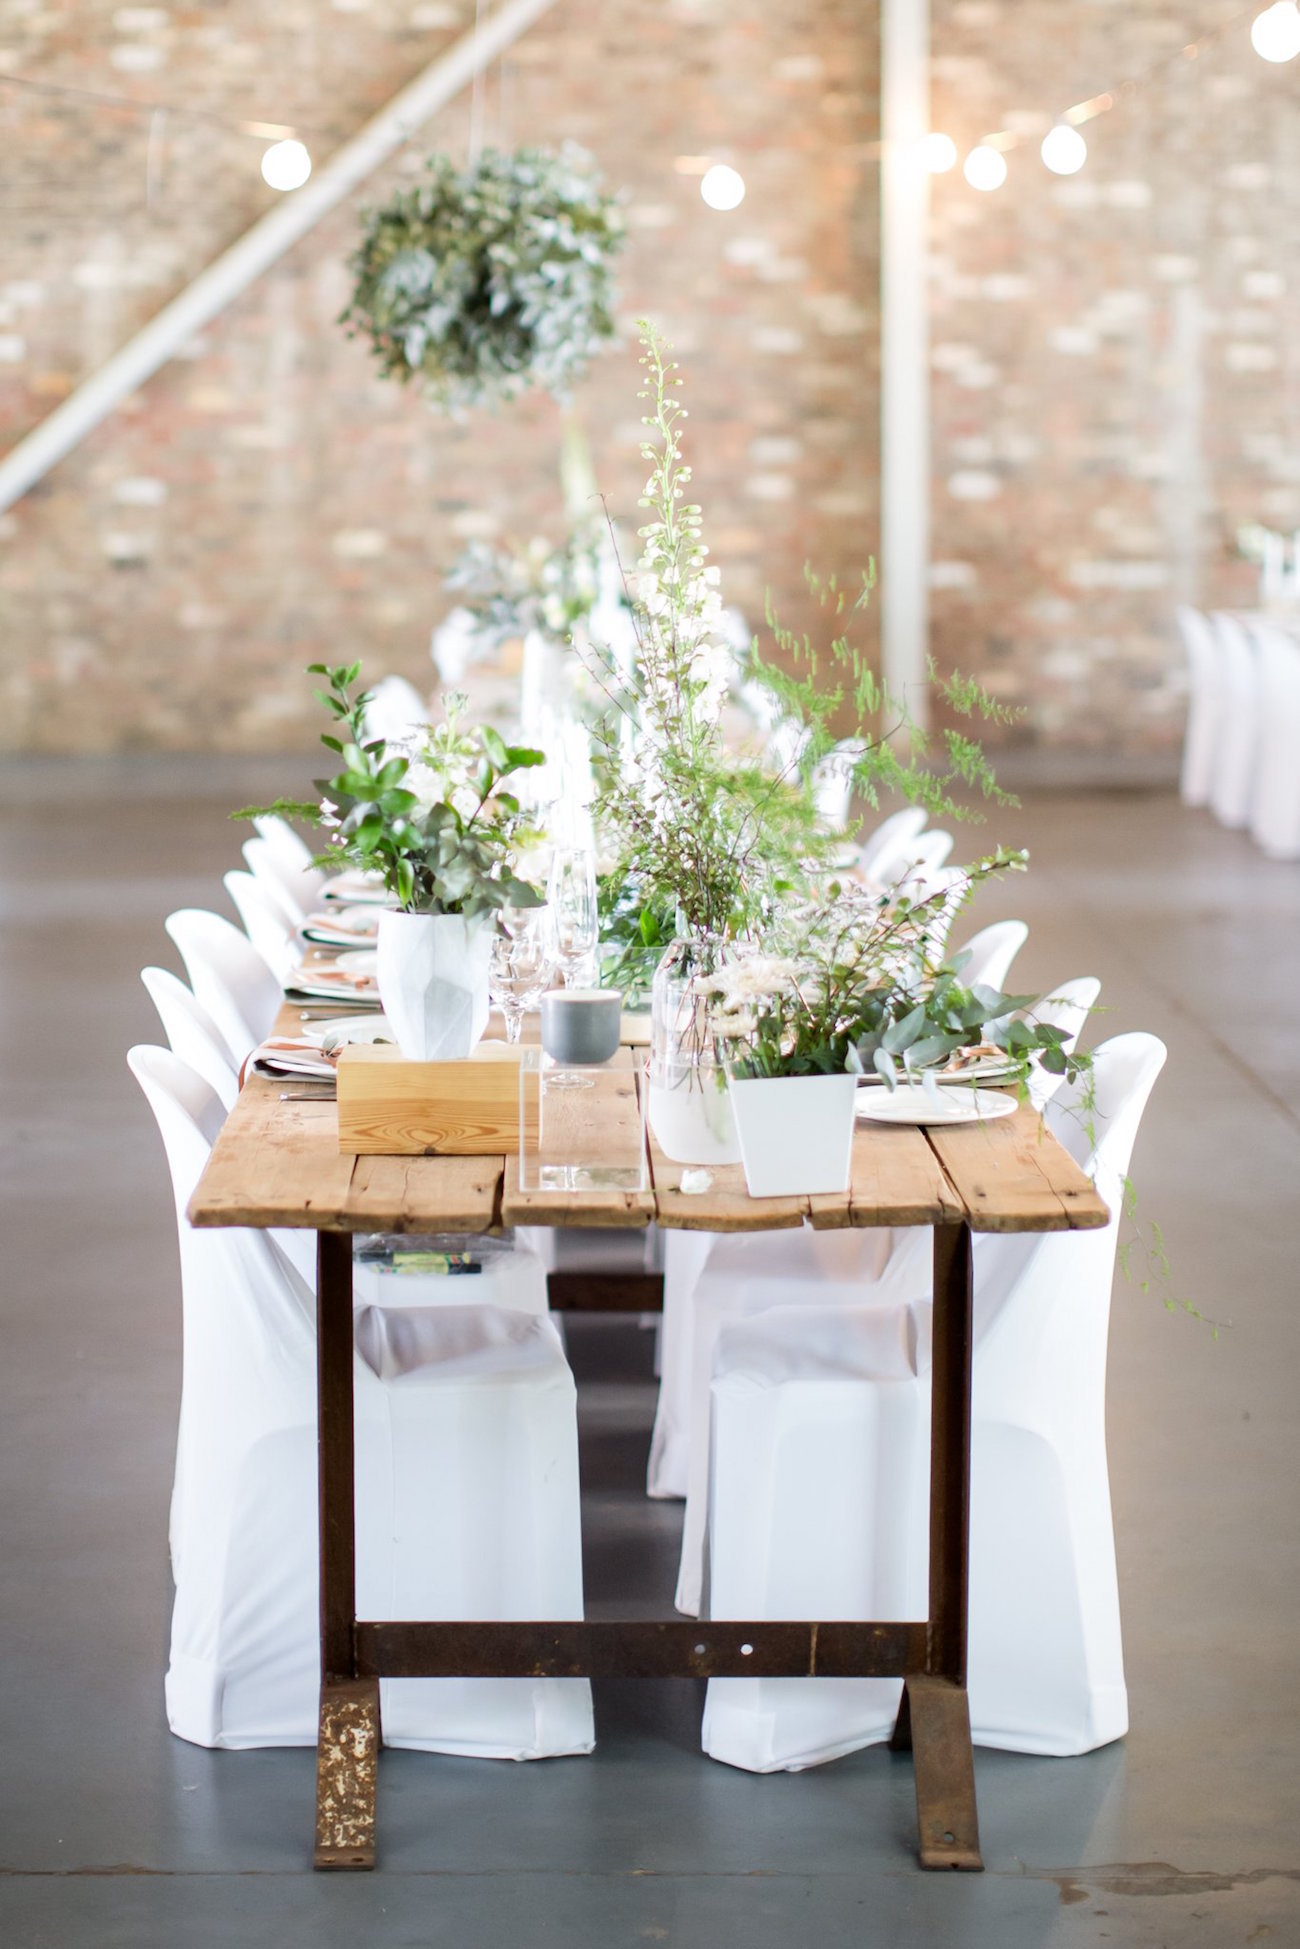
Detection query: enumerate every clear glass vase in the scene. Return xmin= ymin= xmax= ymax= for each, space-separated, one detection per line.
xmin=646 ymin=933 xmax=741 ymax=1166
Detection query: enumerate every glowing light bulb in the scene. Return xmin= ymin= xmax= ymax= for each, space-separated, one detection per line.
xmin=1041 ymin=123 xmax=1087 ymax=175
xmin=1252 ymin=1 xmax=1300 ymax=61
xmin=920 ymin=132 xmax=958 ymax=174
xmin=963 ymin=145 xmax=1008 ymax=192
xmin=261 ymin=139 xmax=312 ymax=192
xmin=700 ymin=163 xmax=745 ymax=211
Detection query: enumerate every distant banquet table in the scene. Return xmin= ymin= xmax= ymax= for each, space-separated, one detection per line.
xmin=188 ymin=1023 xmax=1109 ymax=1876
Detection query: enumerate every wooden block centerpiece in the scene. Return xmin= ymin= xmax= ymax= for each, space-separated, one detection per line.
xmin=336 ymin=1043 xmax=534 ymax=1156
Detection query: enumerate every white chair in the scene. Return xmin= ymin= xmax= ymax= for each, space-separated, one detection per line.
xmin=242 ymin=833 xmax=326 ymax=924
xmin=164 ymin=909 xmax=282 ymax=1068
xmin=857 ymin=806 xmax=928 ymax=885
xmin=665 ymin=976 xmax=1102 ymax=1601
xmin=128 ymin=1045 xmax=592 ymax=1759
xmin=253 ymin=814 xmax=318 ymax=878
xmin=1175 ymin=606 xmax=1223 ymax=808
xmin=141 ymin=967 xmax=240 ymax=1112
xmin=362 ymin=672 xmax=430 ymax=748
xmin=949 ymin=919 xmax=1028 ymax=995
xmin=882 ymin=827 xmax=953 ymax=893
xmin=1245 ymin=620 xmax=1300 ymax=859
xmin=700 ymin=1031 xmax=1166 ymax=1772
xmin=224 ymin=869 xmax=300 ymax=986
xmin=1208 ymin=612 xmax=1260 ymax=829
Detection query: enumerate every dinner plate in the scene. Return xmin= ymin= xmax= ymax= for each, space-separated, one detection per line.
xmin=856 ymin=1085 xmax=1018 ymax=1127
xmin=331 ymin=948 xmax=379 ymax=976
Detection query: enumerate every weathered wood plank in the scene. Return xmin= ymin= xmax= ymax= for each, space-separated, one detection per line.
xmin=346 ymin=1153 xmax=503 ymax=1233
xmin=808 ymin=1119 xmax=964 ymax=1231
xmin=925 ymin=1102 xmax=1109 ymax=1233
xmin=188 ymin=1075 xmax=359 ymax=1229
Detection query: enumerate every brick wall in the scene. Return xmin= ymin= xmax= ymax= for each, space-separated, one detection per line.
xmin=929 ymin=0 xmax=1300 ymax=758
xmin=0 ymin=0 xmax=879 ymax=753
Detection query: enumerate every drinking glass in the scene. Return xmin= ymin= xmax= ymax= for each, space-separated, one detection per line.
xmin=548 ymin=847 xmax=598 ymax=988
xmin=488 ymin=913 xmax=554 ymax=1044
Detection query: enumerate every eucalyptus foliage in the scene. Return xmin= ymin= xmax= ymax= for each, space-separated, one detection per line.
xmin=239 ymin=663 xmax=545 ymax=918
xmin=341 ymin=146 xmax=625 ymax=412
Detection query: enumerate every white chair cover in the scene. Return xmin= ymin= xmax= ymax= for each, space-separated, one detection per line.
xmin=700 ymin=1031 xmax=1166 ymax=1771
xmin=1208 ymin=612 xmax=1259 ymax=829
xmin=164 ymin=909 xmax=281 ymax=1067
xmin=361 ymin=672 xmax=430 ymax=749
xmin=1246 ymin=620 xmax=1300 ymax=859
xmin=1175 ymin=606 xmax=1223 ymax=808
xmin=129 ymin=1046 xmax=593 ymax=1759
xmin=141 ymin=967 xmax=240 ymax=1112
xmin=649 ymin=976 xmax=1100 ymax=1519
xmin=224 ymin=869 xmax=300 ymax=985
xmin=253 ymin=813 xmax=317 ymax=876
xmin=949 ymin=919 xmax=1028 ymax=993
xmin=856 ymin=806 xmax=927 ymax=884
xmin=243 ymin=832 xmax=327 ymax=922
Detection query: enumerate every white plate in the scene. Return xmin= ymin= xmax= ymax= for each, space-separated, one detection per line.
xmin=856 ymin=1085 xmax=1018 ymax=1127
xmin=331 ymin=948 xmax=379 ymax=976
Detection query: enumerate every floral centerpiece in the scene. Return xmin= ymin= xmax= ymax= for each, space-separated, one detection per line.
xmin=341 ymin=145 xmax=625 ymax=413
xmin=245 ymin=661 xmax=544 ymax=1060
xmin=579 ymin=323 xmax=1016 ymax=1162
xmin=704 ymin=869 xmax=1089 ymax=1197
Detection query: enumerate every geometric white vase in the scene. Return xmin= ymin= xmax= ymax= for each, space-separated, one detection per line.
xmin=375 ymin=910 xmax=493 ymax=1061
xmin=727 ymin=1071 xmax=858 ymax=1197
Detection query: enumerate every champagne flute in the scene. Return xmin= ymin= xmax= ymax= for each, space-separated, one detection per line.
xmin=548 ymin=847 xmax=598 ymax=988
xmin=488 ymin=913 xmax=554 ymax=1043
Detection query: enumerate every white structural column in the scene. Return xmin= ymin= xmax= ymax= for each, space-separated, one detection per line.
xmin=880 ymin=0 xmax=931 ymax=725
xmin=0 ymin=0 xmax=558 ymax=515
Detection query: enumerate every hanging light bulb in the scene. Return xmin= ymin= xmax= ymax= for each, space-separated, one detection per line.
xmin=261 ymin=138 xmax=312 ymax=192
xmin=964 ymin=145 xmax=1008 ymax=192
xmin=1041 ymin=123 xmax=1088 ymax=175
xmin=700 ymin=163 xmax=745 ymax=211
xmin=920 ymin=132 xmax=958 ymax=174
xmin=1251 ymin=1 xmax=1300 ymax=61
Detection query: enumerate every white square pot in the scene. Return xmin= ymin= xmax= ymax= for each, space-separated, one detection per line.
xmin=728 ymin=1072 xmax=859 ymax=1198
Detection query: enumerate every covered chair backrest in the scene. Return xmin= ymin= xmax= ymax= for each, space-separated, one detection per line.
xmin=242 ymin=833 xmax=326 ymax=922
xmin=224 ymin=869 xmax=299 ymax=985
xmin=164 ymin=909 xmax=281 ymax=1067
xmin=1024 ymin=976 xmax=1101 ymax=1109
xmin=128 ymin=1044 xmax=226 ymax=1221
xmin=951 ymin=919 xmax=1028 ymax=994
xmin=141 ymin=967 xmax=239 ymax=1112
xmin=253 ymin=813 xmax=316 ymax=876
xmin=970 ymin=1033 xmax=1167 ymax=1391
xmin=1208 ymin=611 xmax=1259 ymax=828
xmin=1246 ymin=620 xmax=1300 ymax=859
xmin=1175 ymin=605 xmax=1223 ymax=807
xmin=888 ymin=827 xmax=953 ymax=892
xmin=361 ymin=672 xmax=429 ymax=748
xmin=857 ymin=805 xmax=928 ymax=883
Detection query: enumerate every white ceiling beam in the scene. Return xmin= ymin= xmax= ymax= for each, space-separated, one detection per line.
xmin=0 ymin=0 xmax=559 ymax=514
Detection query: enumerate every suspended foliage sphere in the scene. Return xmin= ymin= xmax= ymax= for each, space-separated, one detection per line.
xmin=341 ymin=145 xmax=626 ymax=412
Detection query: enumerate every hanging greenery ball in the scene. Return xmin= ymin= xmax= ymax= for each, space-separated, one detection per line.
xmin=341 ymin=144 xmax=626 ymax=412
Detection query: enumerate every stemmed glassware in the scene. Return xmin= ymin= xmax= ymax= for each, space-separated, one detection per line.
xmin=548 ymin=847 xmax=599 ymax=988
xmin=487 ymin=910 xmax=555 ymax=1043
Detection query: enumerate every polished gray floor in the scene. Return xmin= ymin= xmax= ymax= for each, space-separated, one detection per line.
xmin=1 ymin=782 xmax=1297 ymax=1947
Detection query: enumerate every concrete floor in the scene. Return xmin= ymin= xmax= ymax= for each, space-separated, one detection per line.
xmin=0 ymin=781 xmax=1297 ymax=1948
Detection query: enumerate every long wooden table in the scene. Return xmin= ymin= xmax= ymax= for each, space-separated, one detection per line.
xmin=188 ymin=1023 xmax=1108 ymax=1875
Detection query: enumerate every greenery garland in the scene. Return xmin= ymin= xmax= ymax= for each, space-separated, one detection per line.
xmin=341 ymin=145 xmax=625 ymax=412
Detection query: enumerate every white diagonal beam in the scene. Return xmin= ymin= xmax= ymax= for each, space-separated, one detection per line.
xmin=0 ymin=0 xmax=558 ymax=513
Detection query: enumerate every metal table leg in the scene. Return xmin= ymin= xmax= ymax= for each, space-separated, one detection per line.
xmin=313 ymin=1229 xmax=379 ymax=1871
xmin=897 ymin=1220 xmax=983 ymax=1871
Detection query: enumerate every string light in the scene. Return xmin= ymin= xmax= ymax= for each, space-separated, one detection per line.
xmin=700 ymin=163 xmax=745 ymax=211
xmin=261 ymin=138 xmax=312 ymax=191
xmin=1251 ymin=1 xmax=1300 ymax=61
xmin=1040 ymin=123 xmax=1088 ymax=175
xmin=920 ymin=132 xmax=958 ymax=174
xmin=964 ymin=145 xmax=1008 ymax=192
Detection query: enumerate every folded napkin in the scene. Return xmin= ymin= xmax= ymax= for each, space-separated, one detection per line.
xmin=321 ymin=870 xmax=390 ymax=906
xmin=284 ymin=959 xmax=381 ymax=1004
xmin=244 ymin=1037 xmax=339 ymax=1084
xmin=299 ymin=904 xmax=383 ymax=949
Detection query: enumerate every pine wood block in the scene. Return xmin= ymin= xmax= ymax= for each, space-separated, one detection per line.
xmin=336 ymin=1045 xmax=534 ymax=1157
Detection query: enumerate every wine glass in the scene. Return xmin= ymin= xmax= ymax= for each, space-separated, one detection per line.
xmin=488 ymin=913 xmax=554 ymax=1044
xmin=548 ymin=847 xmax=598 ymax=988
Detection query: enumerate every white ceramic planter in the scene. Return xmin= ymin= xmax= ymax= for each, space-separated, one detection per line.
xmin=375 ymin=910 xmax=493 ymax=1061
xmin=728 ymin=1072 xmax=859 ymax=1198
xmin=646 ymin=1063 xmax=741 ymax=1167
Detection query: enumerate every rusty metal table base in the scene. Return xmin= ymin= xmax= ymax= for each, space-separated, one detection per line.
xmin=312 ymin=1221 xmax=983 ymax=1875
